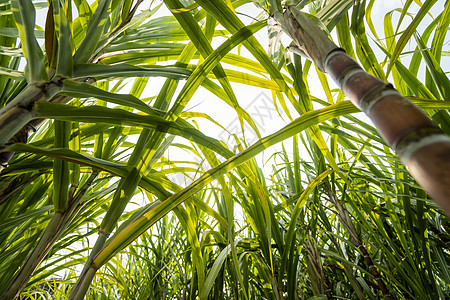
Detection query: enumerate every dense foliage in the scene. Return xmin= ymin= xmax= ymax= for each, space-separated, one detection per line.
xmin=0 ymin=0 xmax=449 ymax=299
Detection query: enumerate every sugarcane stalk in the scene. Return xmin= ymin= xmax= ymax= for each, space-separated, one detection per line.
xmin=323 ymin=274 xmax=333 ymax=300
xmin=0 ymin=211 xmax=65 ymax=300
xmin=275 ymin=6 xmax=450 ymax=215
xmin=326 ymin=189 xmax=394 ymax=299
xmin=0 ymin=172 xmax=98 ymax=300
xmin=305 ymin=237 xmax=326 ymax=296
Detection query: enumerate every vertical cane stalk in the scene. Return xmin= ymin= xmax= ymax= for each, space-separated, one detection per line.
xmin=326 ymin=188 xmax=394 ymax=299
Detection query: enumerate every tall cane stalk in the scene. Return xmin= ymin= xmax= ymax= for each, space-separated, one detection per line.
xmin=326 ymin=188 xmax=394 ymax=299
xmin=274 ymin=6 xmax=450 ymax=215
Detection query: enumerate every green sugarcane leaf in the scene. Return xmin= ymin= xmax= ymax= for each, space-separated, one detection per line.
xmin=0 ymin=205 xmax=53 ymax=231
xmin=103 ymin=42 xmax=185 ymax=53
xmin=69 ymin=120 xmax=80 ymax=188
xmin=73 ymin=0 xmax=92 ymax=30
xmin=56 ymin=1 xmax=73 ymax=77
xmin=167 ymin=20 xmax=267 ymax=119
xmin=33 ymin=102 xmax=234 ymax=159
xmin=386 ymin=0 xmax=438 ymax=76
xmin=73 ymin=0 xmax=112 ymax=64
xmin=430 ymin=0 xmax=450 ymax=63
xmin=60 ymin=79 xmax=154 ymax=114
xmin=414 ymin=33 xmax=450 ymax=100
xmin=4 ymin=143 xmax=132 ymax=176
xmin=173 ymin=204 xmax=205 ymax=293
xmin=0 ymin=46 xmax=23 ymax=56
xmin=98 ymin=48 xmax=183 ymax=65
xmin=0 ymin=27 xmax=44 ymax=38
xmin=128 ymin=22 xmax=266 ymax=175
xmin=351 ymin=2 xmax=386 ymax=80
xmin=279 ymin=169 xmax=333 ymax=283
xmin=10 ymin=0 xmax=47 ymax=82
xmin=336 ymin=12 xmax=355 ymax=58
xmin=205 ymin=68 xmax=280 ymax=91
xmin=168 ymin=2 xmax=199 ymax=13
xmin=222 ymin=53 xmax=266 ymax=74
xmin=375 ymin=41 xmax=436 ymax=99
xmin=315 ymin=0 xmax=353 ymax=31
xmin=72 ymin=63 xmax=191 ymax=80
xmin=365 ymin=0 xmax=381 ymax=42
xmin=383 ymin=10 xmax=408 ymax=95
xmin=0 ymin=66 xmax=24 ymax=79
xmin=100 ymin=166 xmax=141 ymax=233
xmin=1 ymin=143 xmax=175 ymax=201
xmin=53 ymin=120 xmax=71 ymax=211
xmin=200 ymin=245 xmax=231 ymax=299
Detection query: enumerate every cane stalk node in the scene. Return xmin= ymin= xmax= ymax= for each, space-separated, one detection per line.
xmin=396 ymin=129 xmax=448 ymax=163
xmin=359 ymin=85 xmax=397 ymax=114
xmin=277 ymin=6 xmax=340 ymax=71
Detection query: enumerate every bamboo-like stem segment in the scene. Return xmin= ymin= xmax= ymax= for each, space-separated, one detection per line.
xmin=69 ymin=267 xmax=98 ymax=300
xmin=324 ymin=50 xmax=450 ymax=214
xmin=68 ymin=233 xmax=108 ymax=300
xmin=277 ymin=6 xmax=450 ymax=216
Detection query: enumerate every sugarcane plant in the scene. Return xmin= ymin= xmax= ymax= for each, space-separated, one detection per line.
xmin=1 ymin=0 xmax=450 ymax=299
